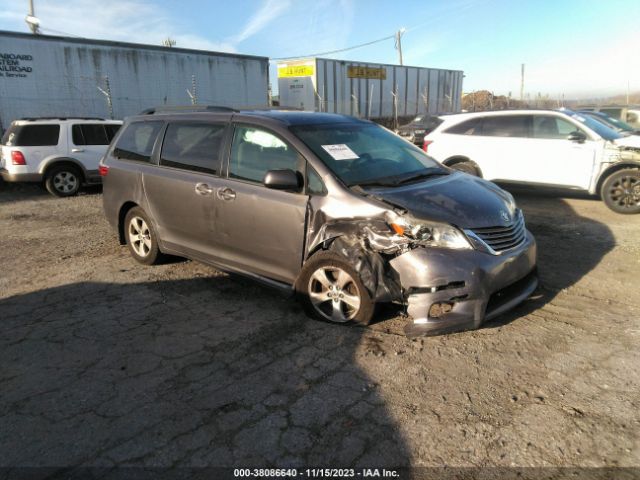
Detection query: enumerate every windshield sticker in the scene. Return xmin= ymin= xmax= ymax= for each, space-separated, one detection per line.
xmin=321 ymin=144 xmax=360 ymax=160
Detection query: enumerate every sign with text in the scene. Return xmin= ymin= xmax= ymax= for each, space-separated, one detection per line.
xmin=0 ymin=53 xmax=33 ymax=78
xmin=347 ymin=66 xmax=386 ymax=80
xmin=278 ymin=64 xmax=314 ymax=78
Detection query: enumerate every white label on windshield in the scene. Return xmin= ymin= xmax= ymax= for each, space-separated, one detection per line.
xmin=321 ymin=144 xmax=359 ymax=160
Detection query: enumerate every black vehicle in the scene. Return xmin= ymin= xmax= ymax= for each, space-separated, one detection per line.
xmin=577 ymin=111 xmax=640 ymax=136
xmin=396 ymin=114 xmax=444 ymax=145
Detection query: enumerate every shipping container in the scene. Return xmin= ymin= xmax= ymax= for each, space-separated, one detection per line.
xmin=277 ymin=58 xmax=463 ymax=121
xmin=0 ymin=30 xmax=269 ymax=129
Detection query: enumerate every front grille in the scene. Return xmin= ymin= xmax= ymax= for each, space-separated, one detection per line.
xmin=470 ymin=211 xmax=526 ymax=253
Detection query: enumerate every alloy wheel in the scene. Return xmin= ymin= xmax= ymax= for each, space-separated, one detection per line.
xmin=53 ymin=171 xmax=78 ymax=194
xmin=607 ymin=174 xmax=640 ymax=210
xmin=128 ymin=216 xmax=152 ymax=257
xmin=307 ymin=266 xmax=361 ymax=323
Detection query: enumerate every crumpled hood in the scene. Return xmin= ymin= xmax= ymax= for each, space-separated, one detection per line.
xmin=613 ymin=135 xmax=640 ymax=150
xmin=363 ymin=172 xmax=517 ymax=229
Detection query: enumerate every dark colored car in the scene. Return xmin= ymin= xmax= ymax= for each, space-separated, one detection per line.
xmin=578 ymin=111 xmax=640 ymax=136
xmin=396 ymin=114 xmax=444 ymax=145
xmin=101 ymin=108 xmax=537 ymax=337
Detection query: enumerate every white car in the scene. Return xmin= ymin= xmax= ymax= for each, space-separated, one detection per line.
xmin=1 ymin=117 xmax=122 ymax=196
xmin=423 ymin=109 xmax=640 ymax=214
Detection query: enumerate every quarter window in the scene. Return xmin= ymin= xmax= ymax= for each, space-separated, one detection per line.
xmin=444 ymin=118 xmax=481 ymax=135
xmin=11 ymin=124 xmax=60 ymax=146
xmin=113 ymin=122 xmax=163 ymax=162
xmin=160 ymin=123 xmax=226 ymax=175
xmin=229 ymin=126 xmax=303 ymax=184
xmin=307 ymin=166 xmax=326 ymax=195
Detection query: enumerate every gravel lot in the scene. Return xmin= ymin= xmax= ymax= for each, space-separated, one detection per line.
xmin=0 ymin=181 xmax=638 ymax=475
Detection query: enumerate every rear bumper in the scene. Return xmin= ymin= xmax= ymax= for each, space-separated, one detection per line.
xmin=0 ymin=168 xmax=42 ymax=183
xmin=389 ymin=231 xmax=537 ymax=337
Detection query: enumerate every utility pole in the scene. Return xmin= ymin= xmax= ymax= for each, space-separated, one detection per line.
xmin=25 ymin=0 xmax=41 ymax=34
xmin=520 ymin=63 xmax=525 ymax=102
xmin=395 ymin=28 xmax=405 ymax=66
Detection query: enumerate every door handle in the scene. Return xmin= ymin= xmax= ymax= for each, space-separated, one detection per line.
xmin=217 ymin=187 xmax=236 ymax=201
xmin=71 ymin=148 xmax=85 ymax=153
xmin=195 ymin=183 xmax=214 ymax=195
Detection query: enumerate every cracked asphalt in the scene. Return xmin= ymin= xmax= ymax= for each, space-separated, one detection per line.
xmin=0 ymin=182 xmax=639 ymax=474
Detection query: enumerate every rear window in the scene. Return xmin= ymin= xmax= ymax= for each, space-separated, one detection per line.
xmin=72 ymin=124 xmax=120 ymax=145
xmin=3 ymin=124 xmax=60 ymax=146
xmin=444 ymin=117 xmax=482 ymax=135
xmin=113 ymin=121 xmax=163 ymax=162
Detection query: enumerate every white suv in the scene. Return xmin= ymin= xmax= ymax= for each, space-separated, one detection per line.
xmin=0 ymin=118 xmax=122 ymax=196
xmin=423 ymin=109 xmax=640 ymax=214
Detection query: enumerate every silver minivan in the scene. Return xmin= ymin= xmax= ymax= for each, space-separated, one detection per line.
xmin=101 ymin=108 xmax=537 ymax=336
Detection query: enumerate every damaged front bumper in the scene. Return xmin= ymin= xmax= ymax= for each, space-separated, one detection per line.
xmin=389 ymin=231 xmax=537 ymax=337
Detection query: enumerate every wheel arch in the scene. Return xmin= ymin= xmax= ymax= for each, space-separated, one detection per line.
xmin=595 ymin=162 xmax=640 ymax=196
xmin=118 ymin=201 xmax=140 ymax=245
xmin=40 ymin=157 xmax=87 ymax=182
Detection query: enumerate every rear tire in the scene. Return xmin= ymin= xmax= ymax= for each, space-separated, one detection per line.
xmin=124 ymin=207 xmax=162 ymax=265
xmin=296 ymin=251 xmax=375 ymax=326
xmin=45 ymin=165 xmax=82 ymax=197
xmin=448 ymin=160 xmax=479 ymax=176
xmin=601 ymin=168 xmax=640 ymax=214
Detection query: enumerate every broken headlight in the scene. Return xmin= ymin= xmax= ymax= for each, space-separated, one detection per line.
xmin=389 ymin=220 xmax=471 ymax=250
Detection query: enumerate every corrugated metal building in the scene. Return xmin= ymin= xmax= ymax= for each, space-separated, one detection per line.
xmin=0 ymin=30 xmax=269 ymax=128
xmin=277 ymin=58 xmax=463 ymax=119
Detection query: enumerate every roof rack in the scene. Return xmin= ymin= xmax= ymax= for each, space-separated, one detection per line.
xmin=139 ymin=105 xmax=238 ymax=115
xmin=18 ymin=116 xmax=107 ymax=121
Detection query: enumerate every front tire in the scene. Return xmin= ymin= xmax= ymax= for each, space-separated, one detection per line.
xmin=45 ymin=165 xmax=82 ymax=197
xmin=601 ymin=168 xmax=640 ymax=214
xmin=124 ymin=207 xmax=162 ymax=264
xmin=296 ymin=251 xmax=375 ymax=325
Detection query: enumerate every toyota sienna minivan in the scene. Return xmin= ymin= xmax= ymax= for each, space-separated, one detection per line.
xmin=101 ymin=107 xmax=537 ymax=336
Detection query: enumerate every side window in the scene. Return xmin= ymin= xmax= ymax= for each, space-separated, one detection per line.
xmin=14 ymin=125 xmax=60 ymax=146
xmin=627 ymin=112 xmax=638 ymax=124
xmin=444 ymin=118 xmax=481 ymax=135
xmin=160 ymin=123 xmax=225 ymax=175
xmin=113 ymin=122 xmax=163 ymax=162
xmin=105 ymin=124 xmax=121 ymax=142
xmin=72 ymin=124 xmax=110 ymax=146
xmin=600 ymin=108 xmax=622 ymax=119
xmin=307 ymin=166 xmax=326 ymax=195
xmin=481 ymin=115 xmax=529 ymax=137
xmin=229 ymin=126 xmax=303 ymax=184
xmin=532 ymin=116 xmax=579 ymax=139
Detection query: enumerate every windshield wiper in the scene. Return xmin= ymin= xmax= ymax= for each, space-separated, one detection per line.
xmin=349 ymin=179 xmax=398 ymax=188
xmin=393 ymin=170 xmax=449 ymax=185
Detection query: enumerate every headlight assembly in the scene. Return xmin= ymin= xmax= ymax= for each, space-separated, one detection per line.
xmin=389 ymin=219 xmax=471 ymax=250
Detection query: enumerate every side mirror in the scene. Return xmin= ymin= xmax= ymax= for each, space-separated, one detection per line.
xmin=567 ymin=131 xmax=587 ymax=143
xmin=263 ymin=169 xmax=302 ymax=191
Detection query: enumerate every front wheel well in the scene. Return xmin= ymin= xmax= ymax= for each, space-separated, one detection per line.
xmin=596 ymin=163 xmax=640 ymax=196
xmin=118 ymin=201 xmax=139 ymax=245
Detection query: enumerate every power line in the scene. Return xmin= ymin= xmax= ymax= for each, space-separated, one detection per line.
xmin=272 ymin=33 xmax=396 ymax=60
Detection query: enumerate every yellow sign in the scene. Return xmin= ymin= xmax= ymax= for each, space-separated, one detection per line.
xmin=278 ymin=64 xmax=314 ymax=78
xmin=347 ymin=66 xmax=387 ymax=80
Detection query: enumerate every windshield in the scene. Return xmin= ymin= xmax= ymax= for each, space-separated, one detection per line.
xmin=291 ymin=123 xmax=447 ymax=187
xmin=569 ymin=112 xmax=622 ymax=141
xmin=592 ymin=113 xmax=634 ymax=132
